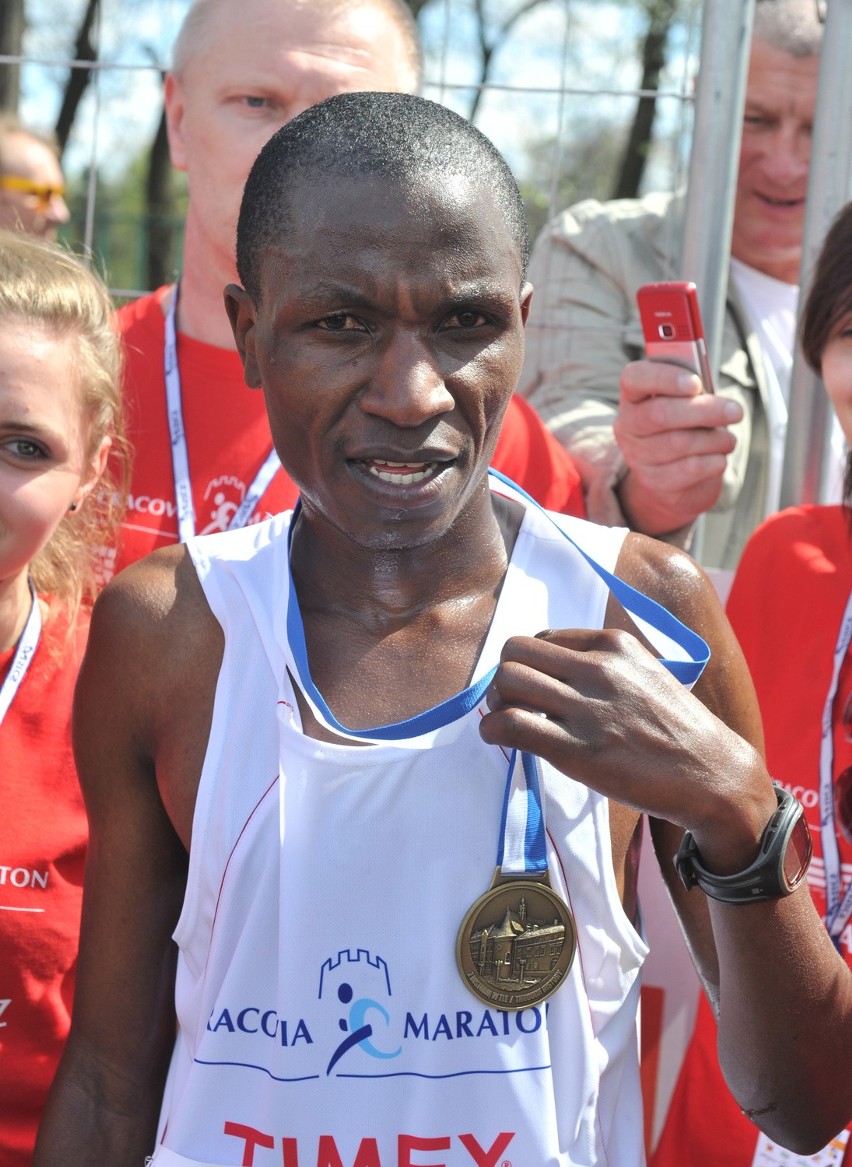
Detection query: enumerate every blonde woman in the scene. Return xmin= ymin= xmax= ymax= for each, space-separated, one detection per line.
xmin=0 ymin=231 xmax=127 ymax=1165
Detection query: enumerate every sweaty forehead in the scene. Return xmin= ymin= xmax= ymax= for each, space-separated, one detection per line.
xmin=252 ymin=176 xmax=524 ymax=311
xmin=297 ymin=167 xmax=510 ymax=235
xmin=277 ymin=170 xmax=519 ymax=269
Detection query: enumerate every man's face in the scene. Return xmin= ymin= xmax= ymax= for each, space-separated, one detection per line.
xmin=731 ymin=39 xmax=819 ymax=284
xmin=0 ymin=132 xmax=70 ymax=240
xmin=228 ymin=173 xmax=531 ymax=551
xmin=165 ymin=0 xmax=417 ymax=278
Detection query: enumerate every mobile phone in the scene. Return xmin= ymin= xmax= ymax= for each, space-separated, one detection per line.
xmin=636 ymin=281 xmax=714 ymax=394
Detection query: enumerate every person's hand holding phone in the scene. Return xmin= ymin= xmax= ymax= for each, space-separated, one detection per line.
xmin=613 ymin=283 xmax=744 ymax=539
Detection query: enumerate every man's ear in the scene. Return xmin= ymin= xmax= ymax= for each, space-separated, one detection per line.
xmin=224 ymin=284 xmax=262 ymax=389
xmin=520 ymin=282 xmax=534 ymax=327
xmin=164 ymin=72 xmax=188 ymax=172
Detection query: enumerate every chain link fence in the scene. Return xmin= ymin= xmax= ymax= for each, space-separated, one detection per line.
xmin=3 ymin=0 xmax=703 ymax=296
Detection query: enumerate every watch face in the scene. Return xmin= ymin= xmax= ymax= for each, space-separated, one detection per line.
xmin=783 ymin=811 xmax=813 ymax=891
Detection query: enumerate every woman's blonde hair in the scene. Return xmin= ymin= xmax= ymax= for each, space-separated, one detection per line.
xmin=0 ymin=230 xmax=129 ymax=621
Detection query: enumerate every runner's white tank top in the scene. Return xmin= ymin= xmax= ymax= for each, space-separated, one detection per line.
xmin=152 ymin=490 xmax=649 ymax=1167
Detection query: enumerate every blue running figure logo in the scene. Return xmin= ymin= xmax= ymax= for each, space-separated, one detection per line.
xmin=319 ymin=949 xmax=402 ymax=1075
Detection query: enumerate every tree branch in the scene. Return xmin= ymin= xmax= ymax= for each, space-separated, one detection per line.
xmin=55 ymin=0 xmax=101 ymax=156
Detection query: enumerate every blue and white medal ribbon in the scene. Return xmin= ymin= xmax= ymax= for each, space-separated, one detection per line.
xmin=0 ymin=583 xmax=41 ymax=727
xmin=498 ymin=749 xmax=548 ymax=877
xmin=282 ymin=472 xmax=711 ymax=1005
xmin=164 ymin=285 xmax=282 ymax=542
xmin=284 ymin=474 xmax=710 ymax=749
xmin=455 ymin=748 xmax=577 ymax=1010
xmin=489 ymin=470 xmax=709 ymax=689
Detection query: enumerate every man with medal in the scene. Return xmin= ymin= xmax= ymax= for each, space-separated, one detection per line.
xmin=36 ymin=93 xmax=852 ymax=1167
xmin=109 ymin=0 xmax=585 ymax=581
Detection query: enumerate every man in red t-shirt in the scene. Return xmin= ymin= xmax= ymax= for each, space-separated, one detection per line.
xmin=112 ymin=0 xmax=583 ymax=579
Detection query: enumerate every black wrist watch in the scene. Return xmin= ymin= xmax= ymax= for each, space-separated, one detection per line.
xmin=675 ymin=784 xmax=812 ymax=904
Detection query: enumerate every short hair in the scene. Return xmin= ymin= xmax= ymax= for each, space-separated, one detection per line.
xmin=236 ymin=91 xmax=530 ymax=302
xmin=0 ymin=115 xmax=60 ymax=171
xmin=0 ymin=231 xmax=129 ymax=622
xmin=753 ymin=0 xmax=823 ymax=57
xmin=171 ymin=0 xmax=421 ymax=93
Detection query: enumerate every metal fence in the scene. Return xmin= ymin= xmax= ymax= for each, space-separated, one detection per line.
xmin=4 ymin=0 xmax=852 ymax=505
xmin=4 ymin=0 xmax=702 ymax=290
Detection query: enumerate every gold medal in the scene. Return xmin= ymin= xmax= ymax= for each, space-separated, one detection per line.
xmin=456 ymin=868 xmax=576 ymax=1011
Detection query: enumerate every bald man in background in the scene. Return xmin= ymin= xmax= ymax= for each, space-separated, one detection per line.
xmin=0 ymin=116 xmax=70 ymax=239
xmin=111 ymin=0 xmax=583 ymax=580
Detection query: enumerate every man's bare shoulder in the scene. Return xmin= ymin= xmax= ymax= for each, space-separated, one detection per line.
xmin=78 ymin=547 xmax=225 ymax=847
xmin=607 ymin=530 xmax=760 ymax=745
xmin=84 ymin=546 xmax=224 ymax=735
xmin=96 ymin=546 xmax=218 ymax=649
xmin=610 ymin=529 xmax=725 ymax=636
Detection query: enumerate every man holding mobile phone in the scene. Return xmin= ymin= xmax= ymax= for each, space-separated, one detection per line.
xmin=519 ymin=0 xmax=824 ymax=571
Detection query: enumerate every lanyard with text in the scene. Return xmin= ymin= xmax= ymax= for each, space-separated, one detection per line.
xmin=164 ymin=284 xmax=282 ymax=542
xmin=820 ymin=588 xmax=852 ymax=942
xmin=0 ymin=584 xmax=41 ymax=727
xmin=284 ymin=469 xmax=710 ymax=747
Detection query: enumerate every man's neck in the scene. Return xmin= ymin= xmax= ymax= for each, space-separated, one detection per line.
xmin=172 ymin=216 xmax=241 ymax=349
xmin=292 ymin=488 xmax=520 ymax=629
xmin=729 ymin=255 xmax=799 ymax=291
xmin=729 ymin=245 xmax=800 ymax=288
xmin=288 ymin=488 xmax=523 ymax=731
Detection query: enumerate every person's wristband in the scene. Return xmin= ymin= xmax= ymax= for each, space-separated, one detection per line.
xmin=674 ymin=784 xmax=812 ymax=903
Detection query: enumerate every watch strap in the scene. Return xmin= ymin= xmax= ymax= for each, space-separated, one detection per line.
xmin=674 ymin=784 xmax=812 ymax=904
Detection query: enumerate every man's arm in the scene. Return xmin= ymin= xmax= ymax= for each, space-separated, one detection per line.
xmin=479 ymin=534 xmax=852 ymax=1154
xmin=519 ymin=199 xmax=749 ymax=537
xmin=34 ymin=550 xmax=222 ymax=1165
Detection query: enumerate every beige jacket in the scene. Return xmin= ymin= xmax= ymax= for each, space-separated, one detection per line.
xmin=519 ymin=190 xmax=771 ymax=571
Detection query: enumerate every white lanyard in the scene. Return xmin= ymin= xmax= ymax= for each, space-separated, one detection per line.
xmin=820 ymin=588 xmax=852 ymax=939
xmin=0 ymin=583 xmax=41 ymax=727
xmin=164 ymin=285 xmax=282 ymax=543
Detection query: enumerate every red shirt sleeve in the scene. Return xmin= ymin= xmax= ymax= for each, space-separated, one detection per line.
xmin=492 ymin=395 xmax=586 ymax=517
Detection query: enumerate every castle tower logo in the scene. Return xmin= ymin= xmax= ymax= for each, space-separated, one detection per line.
xmin=319 ymin=949 xmax=402 ymax=1075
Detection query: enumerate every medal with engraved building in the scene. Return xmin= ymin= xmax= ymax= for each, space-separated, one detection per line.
xmin=457 ymin=751 xmax=576 ymax=1010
